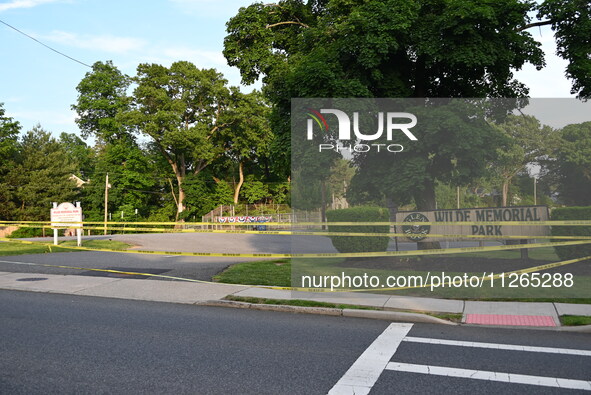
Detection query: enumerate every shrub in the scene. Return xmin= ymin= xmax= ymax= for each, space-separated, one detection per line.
xmin=326 ymin=206 xmax=390 ymax=253
xmin=551 ymin=207 xmax=591 ymax=260
xmin=7 ymin=226 xmax=45 ymax=238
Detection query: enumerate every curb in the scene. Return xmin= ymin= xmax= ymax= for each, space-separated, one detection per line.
xmin=200 ymin=300 xmax=457 ymax=325
xmin=200 ymin=300 xmax=591 ymax=331
xmin=555 ymin=324 xmax=591 ymax=333
xmin=342 ymin=309 xmax=457 ymax=325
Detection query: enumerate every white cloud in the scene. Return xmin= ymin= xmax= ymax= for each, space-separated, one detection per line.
xmin=42 ymin=31 xmax=147 ymax=54
xmin=168 ymin=0 xmax=254 ymax=17
xmin=161 ymin=46 xmax=227 ymax=67
xmin=11 ymin=108 xmax=76 ymax=125
xmin=0 ymin=0 xmax=61 ymax=12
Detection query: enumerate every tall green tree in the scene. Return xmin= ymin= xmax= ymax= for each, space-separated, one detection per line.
xmin=0 ymin=103 xmax=19 ymax=161
xmin=59 ymin=132 xmax=96 ymax=180
xmin=121 ymin=61 xmax=243 ymax=219
xmin=348 ymin=100 xmax=506 ymax=209
xmin=537 ymin=0 xmax=591 ymax=99
xmin=490 ymin=114 xmax=555 ymax=206
xmin=0 ymin=103 xmax=20 ymax=219
xmin=220 ymin=90 xmax=273 ymax=203
xmin=6 ymin=125 xmax=78 ymax=221
xmin=546 ymin=121 xmax=591 ymax=205
xmin=72 ymin=60 xmax=131 ymax=143
xmin=80 ymin=139 xmax=159 ymax=221
xmin=224 ymin=0 xmax=590 ymax=215
xmin=223 ymin=0 xmax=543 ymax=219
xmin=226 ymin=0 xmax=589 ymax=98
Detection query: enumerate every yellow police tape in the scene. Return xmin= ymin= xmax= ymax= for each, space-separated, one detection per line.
xmin=1 ymin=251 xmax=588 ymax=294
xmin=3 ymin=222 xmax=591 ymax=241
xmin=1 ymin=236 xmax=590 ymax=258
xmin=2 ymin=220 xmax=591 ymax=226
xmin=266 ymin=255 xmax=591 ymax=292
xmin=285 ymin=256 xmax=591 ymax=293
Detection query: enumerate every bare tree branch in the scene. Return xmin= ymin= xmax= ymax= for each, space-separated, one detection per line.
xmin=167 ymin=178 xmax=179 ymax=207
xmin=517 ymin=20 xmax=552 ymax=32
xmin=266 ymin=21 xmax=309 ymax=29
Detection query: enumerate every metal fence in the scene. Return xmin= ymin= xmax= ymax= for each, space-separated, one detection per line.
xmin=201 ymin=204 xmax=291 ymax=222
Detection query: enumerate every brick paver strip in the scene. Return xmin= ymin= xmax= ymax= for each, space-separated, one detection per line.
xmin=466 ymin=314 xmax=556 ymax=327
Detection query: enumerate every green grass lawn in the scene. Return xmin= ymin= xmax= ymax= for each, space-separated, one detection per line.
xmin=59 ymin=239 xmax=130 ymax=251
xmin=213 ymin=259 xmax=291 ymax=286
xmin=214 ymin=257 xmax=591 ymax=303
xmin=454 ymin=247 xmax=559 ymax=261
xmin=559 ymin=315 xmax=591 ymax=326
xmin=0 ymin=239 xmax=130 ymax=256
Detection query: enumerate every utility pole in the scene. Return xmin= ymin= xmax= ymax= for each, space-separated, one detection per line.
xmin=104 ymin=173 xmax=109 ymax=235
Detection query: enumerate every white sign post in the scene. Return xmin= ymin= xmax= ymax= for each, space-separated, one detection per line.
xmin=50 ymin=202 xmax=83 ymax=246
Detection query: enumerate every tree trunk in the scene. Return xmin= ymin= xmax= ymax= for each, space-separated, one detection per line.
xmin=386 ymin=196 xmax=399 ymax=252
xmin=233 ymin=161 xmax=244 ymax=204
xmin=502 ymin=179 xmax=509 ymax=207
xmin=160 ymin=149 xmax=187 ymax=223
xmin=174 ymin=174 xmax=185 ymax=223
xmin=320 ymin=180 xmax=327 ymax=230
xmin=414 ymin=179 xmax=441 ymax=250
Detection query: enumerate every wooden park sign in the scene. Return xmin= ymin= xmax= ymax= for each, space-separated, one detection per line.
xmin=50 ymin=202 xmax=83 ymax=246
xmin=394 ymin=205 xmax=550 ymax=242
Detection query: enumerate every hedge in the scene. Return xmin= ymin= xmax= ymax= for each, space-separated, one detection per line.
xmin=6 ymin=227 xmax=45 ymax=238
xmin=551 ymin=207 xmax=591 ymax=260
xmin=326 ymin=206 xmax=390 ymax=253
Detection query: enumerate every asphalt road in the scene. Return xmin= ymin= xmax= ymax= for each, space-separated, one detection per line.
xmin=22 ymin=232 xmax=505 ymax=254
xmin=1 ymin=290 xmax=589 ymax=394
xmin=0 ymin=233 xmax=513 ymax=282
xmin=0 ymin=233 xmax=338 ymax=280
xmin=0 ymin=250 xmax=250 ymax=281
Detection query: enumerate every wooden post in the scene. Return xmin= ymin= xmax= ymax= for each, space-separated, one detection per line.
xmin=76 ymin=201 xmax=82 ymax=247
xmin=52 ymin=202 xmax=58 ymax=245
xmin=104 ymin=173 xmax=109 ymax=235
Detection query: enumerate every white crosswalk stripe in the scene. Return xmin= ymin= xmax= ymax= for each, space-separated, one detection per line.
xmin=403 ymin=336 xmax=591 ymax=356
xmin=328 ymin=323 xmax=413 ymax=395
xmin=328 ymin=323 xmax=591 ymax=394
xmin=385 ymin=362 xmax=591 ymax=391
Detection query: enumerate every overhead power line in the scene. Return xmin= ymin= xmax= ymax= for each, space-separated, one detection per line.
xmin=0 ymin=18 xmax=92 ymax=68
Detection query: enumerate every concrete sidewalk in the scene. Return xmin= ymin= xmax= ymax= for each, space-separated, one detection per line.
xmin=1 ymin=271 xmax=590 ymax=330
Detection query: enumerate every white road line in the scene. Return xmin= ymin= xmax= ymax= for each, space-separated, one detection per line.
xmin=0 ymin=260 xmax=37 ymax=265
xmin=328 ymin=323 xmax=413 ymax=395
xmin=385 ymin=362 xmax=591 ymax=391
xmin=403 ymin=336 xmax=591 ymax=356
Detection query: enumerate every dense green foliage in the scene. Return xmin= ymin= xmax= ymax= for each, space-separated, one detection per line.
xmin=0 ymin=89 xmax=286 ymax=223
xmin=544 ymin=122 xmax=591 ymax=206
xmin=551 ymin=207 xmax=591 ymax=260
xmin=4 ymin=126 xmax=78 ymax=221
xmin=224 ymin=0 xmax=590 ymax=224
xmin=490 ymin=114 xmax=556 ymax=206
xmin=326 ymin=206 xmax=390 ymax=252
xmin=1 ymin=1 xmax=590 ymax=224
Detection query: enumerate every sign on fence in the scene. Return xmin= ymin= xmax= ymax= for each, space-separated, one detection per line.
xmin=394 ymin=205 xmax=550 ymax=242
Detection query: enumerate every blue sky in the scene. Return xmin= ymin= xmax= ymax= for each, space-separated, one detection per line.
xmin=0 ymin=0 xmax=577 ymax=139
